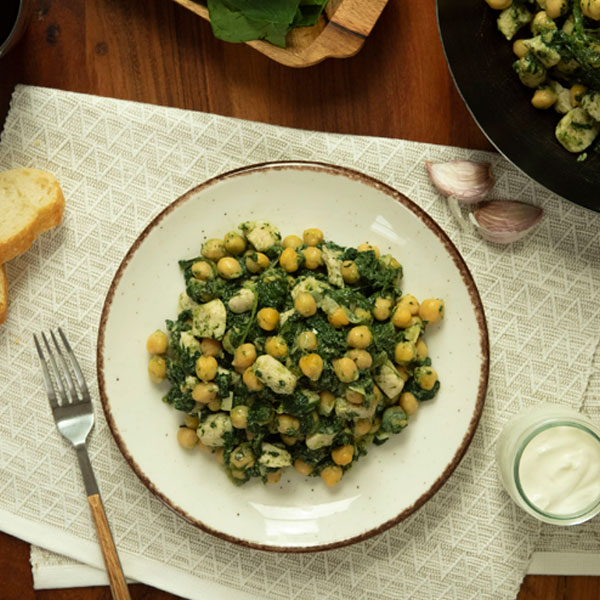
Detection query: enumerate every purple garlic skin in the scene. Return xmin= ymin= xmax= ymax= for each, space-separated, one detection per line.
xmin=472 ymin=200 xmax=543 ymax=244
xmin=425 ymin=160 xmax=494 ymax=203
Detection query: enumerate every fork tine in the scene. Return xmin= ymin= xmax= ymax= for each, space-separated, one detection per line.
xmin=33 ymin=334 xmax=59 ymax=410
xmin=41 ymin=332 xmax=70 ymax=405
xmin=57 ymin=327 xmax=90 ymax=399
xmin=50 ymin=330 xmax=80 ymax=403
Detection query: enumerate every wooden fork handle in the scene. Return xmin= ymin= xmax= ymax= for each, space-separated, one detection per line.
xmin=88 ymin=494 xmax=131 ymax=600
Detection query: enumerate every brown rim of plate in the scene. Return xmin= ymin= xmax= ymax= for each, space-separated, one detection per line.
xmin=97 ymin=160 xmax=490 ymax=553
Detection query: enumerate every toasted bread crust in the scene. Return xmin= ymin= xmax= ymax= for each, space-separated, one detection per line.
xmin=0 ymin=169 xmax=65 ymax=264
xmin=0 ymin=264 xmax=7 ymax=325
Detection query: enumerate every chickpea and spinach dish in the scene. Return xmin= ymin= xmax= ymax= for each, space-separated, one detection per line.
xmin=487 ymin=0 xmax=600 ymax=157
xmin=146 ymin=221 xmax=444 ymax=488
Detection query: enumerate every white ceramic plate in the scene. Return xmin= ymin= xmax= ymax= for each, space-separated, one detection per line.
xmin=98 ymin=162 xmax=488 ymax=552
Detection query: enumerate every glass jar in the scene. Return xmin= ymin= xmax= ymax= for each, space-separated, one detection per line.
xmin=496 ymin=404 xmax=600 ymax=526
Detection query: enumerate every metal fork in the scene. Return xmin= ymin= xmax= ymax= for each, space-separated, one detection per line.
xmin=34 ymin=328 xmax=131 ymax=600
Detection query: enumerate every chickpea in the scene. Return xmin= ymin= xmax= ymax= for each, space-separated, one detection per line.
xmin=512 ymin=39 xmax=528 ymax=58
xmin=355 ymin=308 xmax=372 ymax=324
xmin=280 ymin=247 xmax=300 ymax=273
xmin=195 ymin=356 xmax=218 ymax=381
xmin=357 ymin=242 xmax=380 ymax=259
xmin=299 ymin=353 xmax=324 ymax=381
xmin=328 ymin=307 xmax=349 ymax=328
xmin=397 ymin=366 xmax=409 ymax=382
xmin=148 ymin=356 xmax=166 ymax=383
xmin=415 ymin=366 xmax=438 ymax=391
xmin=397 ymin=294 xmax=420 ymax=315
xmin=333 ymin=357 xmax=358 ymax=383
xmin=319 ymin=390 xmax=336 ymax=414
xmin=257 ymin=308 xmax=279 ymax=331
xmin=341 ymin=260 xmax=360 ymax=284
xmin=294 ymin=458 xmax=314 ymax=476
xmin=223 ymin=231 xmax=246 ymax=256
xmin=208 ymin=399 xmax=221 ymax=414
xmin=320 ymin=465 xmax=343 ymax=487
xmin=582 ymin=0 xmax=600 ymax=20
xmin=392 ymin=306 xmax=412 ymax=328
xmin=347 ymin=349 xmax=372 ymax=369
xmin=201 ymin=238 xmax=226 ymax=261
xmin=196 ymin=440 xmax=210 ymax=452
xmin=281 ymin=435 xmax=298 ymax=446
xmin=184 ymin=414 xmax=199 ymax=429
xmin=532 ymin=88 xmax=557 ymax=110
xmin=373 ymin=384 xmax=383 ymax=403
xmin=192 ymin=382 xmax=218 ymax=403
xmin=243 ymin=367 xmax=263 ymax=391
xmin=146 ymin=330 xmax=168 ymax=354
xmin=346 ymin=389 xmax=364 ymax=405
xmin=570 ymin=83 xmax=587 ymax=107
xmin=400 ymin=392 xmax=419 ymax=417
xmin=531 ymin=10 xmax=556 ymax=34
xmin=214 ymin=448 xmax=225 ymax=465
xmin=230 ymin=469 xmax=247 ymax=481
xmin=265 ymin=336 xmax=288 ymax=358
xmin=232 ymin=344 xmax=256 ymax=372
xmin=546 ymin=0 xmax=568 ymax=18
xmin=266 ymin=469 xmax=283 ymax=484
xmin=191 ymin=261 xmax=213 ymax=281
xmin=297 ymin=330 xmax=318 ymax=351
xmin=485 ymin=0 xmax=511 ymax=8
xmin=177 ymin=427 xmax=198 ymax=449
xmin=294 ymin=292 xmax=317 ymax=317
xmin=370 ymin=417 xmax=381 ymax=434
xmin=394 ymin=341 xmax=416 ymax=364
xmin=354 ymin=419 xmax=372 ymax=437
xmin=283 ymin=234 xmax=303 ymax=249
xmin=419 ymin=298 xmax=444 ymax=323
xmin=563 ymin=14 xmax=575 ymax=34
xmin=231 ymin=405 xmax=249 ymax=429
xmin=303 ymin=246 xmax=323 ymax=270
xmin=303 ymin=227 xmax=324 ymax=246
xmin=277 ymin=414 xmax=301 ymax=435
xmin=245 ymin=252 xmax=269 ymax=273
xmin=332 ymin=444 xmax=354 ymax=466
xmin=217 ymin=256 xmax=242 ymax=280
xmin=230 ymin=445 xmax=255 ymax=469
xmin=347 ymin=325 xmax=372 ymax=349
xmin=373 ymin=297 xmax=392 ymax=321
xmin=201 ymin=337 xmax=222 ymax=357
xmin=416 ymin=338 xmax=428 ymax=361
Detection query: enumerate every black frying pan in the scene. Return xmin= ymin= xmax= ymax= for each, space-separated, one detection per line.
xmin=437 ymin=0 xmax=600 ymax=212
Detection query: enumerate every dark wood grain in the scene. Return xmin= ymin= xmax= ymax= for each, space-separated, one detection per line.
xmin=0 ymin=0 xmax=597 ymax=598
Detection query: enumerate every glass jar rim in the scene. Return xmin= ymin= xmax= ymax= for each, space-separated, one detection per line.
xmin=513 ymin=420 xmax=600 ymax=522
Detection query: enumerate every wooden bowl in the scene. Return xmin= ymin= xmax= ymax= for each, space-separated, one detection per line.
xmin=172 ymin=0 xmax=389 ymax=67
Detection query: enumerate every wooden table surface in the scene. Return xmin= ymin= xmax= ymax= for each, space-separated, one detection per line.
xmin=0 ymin=0 xmax=598 ymax=598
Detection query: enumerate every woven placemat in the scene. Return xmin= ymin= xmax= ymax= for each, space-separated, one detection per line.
xmin=2 ymin=85 xmax=600 ymax=599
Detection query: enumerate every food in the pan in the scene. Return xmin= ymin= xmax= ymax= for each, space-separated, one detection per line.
xmin=486 ymin=0 xmax=600 ymax=157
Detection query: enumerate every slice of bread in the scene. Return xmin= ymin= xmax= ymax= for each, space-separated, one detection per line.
xmin=0 ymin=264 xmax=7 ymax=325
xmin=0 ymin=168 xmax=65 ymax=264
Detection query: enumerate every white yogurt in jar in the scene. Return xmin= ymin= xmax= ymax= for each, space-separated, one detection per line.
xmin=518 ymin=425 xmax=600 ymax=516
xmin=496 ymin=404 xmax=600 ymax=525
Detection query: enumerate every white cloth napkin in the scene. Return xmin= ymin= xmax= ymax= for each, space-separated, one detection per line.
xmin=2 ymin=84 xmax=600 ymax=600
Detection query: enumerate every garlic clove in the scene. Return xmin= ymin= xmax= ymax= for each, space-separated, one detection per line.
xmin=470 ymin=201 xmax=543 ymax=244
xmin=425 ymin=160 xmax=494 ymax=203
